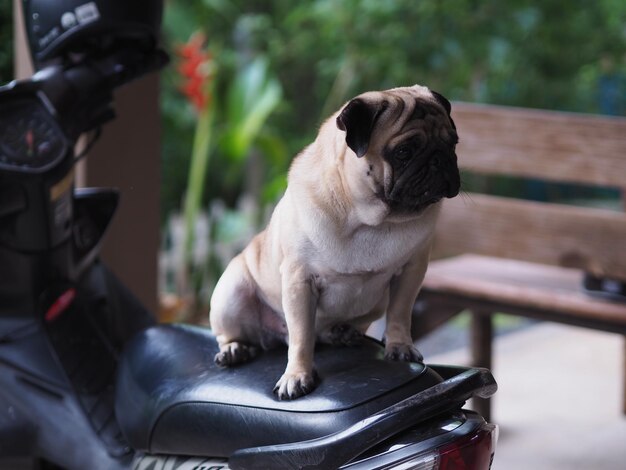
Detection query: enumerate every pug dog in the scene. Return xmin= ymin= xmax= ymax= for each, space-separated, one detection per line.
xmin=210 ymin=85 xmax=460 ymax=400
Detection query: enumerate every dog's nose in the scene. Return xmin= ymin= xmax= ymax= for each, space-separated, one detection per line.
xmin=445 ymin=176 xmax=461 ymax=198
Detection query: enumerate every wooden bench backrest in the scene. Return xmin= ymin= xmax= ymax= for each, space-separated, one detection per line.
xmin=433 ymin=102 xmax=626 ymax=279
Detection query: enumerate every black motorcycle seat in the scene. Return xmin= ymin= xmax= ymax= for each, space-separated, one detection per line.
xmin=115 ymin=324 xmax=443 ymax=457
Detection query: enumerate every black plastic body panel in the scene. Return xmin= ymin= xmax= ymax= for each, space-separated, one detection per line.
xmin=0 ymin=262 xmax=154 ymax=469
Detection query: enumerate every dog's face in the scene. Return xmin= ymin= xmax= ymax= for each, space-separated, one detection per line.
xmin=336 ymin=85 xmax=460 ymax=215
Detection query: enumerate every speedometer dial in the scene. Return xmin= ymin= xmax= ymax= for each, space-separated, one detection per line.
xmin=0 ymin=98 xmax=67 ymax=172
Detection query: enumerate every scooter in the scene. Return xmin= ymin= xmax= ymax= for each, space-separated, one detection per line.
xmin=0 ymin=3 xmax=497 ymax=469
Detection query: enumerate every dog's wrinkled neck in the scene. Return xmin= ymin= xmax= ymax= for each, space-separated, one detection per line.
xmin=339 ymin=148 xmax=391 ymax=228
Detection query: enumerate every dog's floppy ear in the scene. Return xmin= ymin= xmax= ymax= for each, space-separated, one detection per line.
xmin=336 ymin=98 xmax=387 ymax=158
xmin=430 ymin=90 xmax=456 ymax=131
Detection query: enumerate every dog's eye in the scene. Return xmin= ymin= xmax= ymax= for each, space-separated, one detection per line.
xmin=394 ymin=141 xmax=418 ymax=161
xmin=394 ymin=136 xmax=423 ymax=161
xmin=394 ymin=145 xmax=411 ymax=160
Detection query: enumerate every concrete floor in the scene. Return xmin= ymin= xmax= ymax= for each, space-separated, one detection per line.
xmin=429 ymin=323 xmax=626 ymax=470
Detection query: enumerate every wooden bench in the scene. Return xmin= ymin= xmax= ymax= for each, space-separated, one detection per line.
xmin=414 ymin=102 xmax=626 ymax=421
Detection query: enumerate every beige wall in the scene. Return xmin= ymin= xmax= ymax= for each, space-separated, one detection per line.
xmin=13 ymin=0 xmax=33 ymax=78
xmin=13 ymin=1 xmax=161 ymax=314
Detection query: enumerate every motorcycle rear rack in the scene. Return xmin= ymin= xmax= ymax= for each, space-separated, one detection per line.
xmin=228 ymin=365 xmax=496 ymax=470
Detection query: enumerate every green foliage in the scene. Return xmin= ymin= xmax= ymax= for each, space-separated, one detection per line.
xmin=0 ymin=2 xmax=13 ymax=83
xmin=167 ymin=36 xmax=285 ymax=316
xmin=216 ymin=56 xmax=285 ymax=201
xmin=220 ymin=57 xmax=282 ymax=163
xmin=161 ymin=3 xmax=291 ymax=217
xmin=183 ymin=102 xmax=215 ymax=263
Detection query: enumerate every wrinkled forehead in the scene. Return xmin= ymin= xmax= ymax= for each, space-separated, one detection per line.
xmin=360 ymin=86 xmax=455 ymax=146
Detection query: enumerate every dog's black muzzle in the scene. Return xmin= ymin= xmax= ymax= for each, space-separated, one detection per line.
xmin=386 ymin=148 xmax=460 ymax=213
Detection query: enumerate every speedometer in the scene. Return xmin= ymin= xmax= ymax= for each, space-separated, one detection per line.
xmin=0 ymin=97 xmax=67 ymax=172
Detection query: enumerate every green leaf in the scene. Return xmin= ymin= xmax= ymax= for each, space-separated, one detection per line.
xmin=220 ymin=57 xmax=283 ymax=162
xmin=183 ymin=105 xmax=215 ymax=263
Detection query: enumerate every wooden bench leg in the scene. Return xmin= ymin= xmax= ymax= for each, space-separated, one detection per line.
xmin=411 ymin=295 xmax=464 ymax=340
xmin=470 ymin=310 xmax=493 ymax=422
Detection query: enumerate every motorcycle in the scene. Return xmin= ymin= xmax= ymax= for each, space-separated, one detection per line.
xmin=0 ymin=1 xmax=497 ymax=469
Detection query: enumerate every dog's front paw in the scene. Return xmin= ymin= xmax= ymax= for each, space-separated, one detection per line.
xmin=214 ymin=341 xmax=258 ymax=367
xmin=273 ymin=370 xmax=319 ymax=400
xmin=384 ymin=342 xmax=424 ymax=363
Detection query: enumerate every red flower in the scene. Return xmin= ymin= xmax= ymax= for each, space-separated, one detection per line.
xmin=176 ymin=32 xmax=214 ymax=113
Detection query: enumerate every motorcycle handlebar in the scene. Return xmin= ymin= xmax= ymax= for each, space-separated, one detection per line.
xmin=0 ymin=46 xmax=168 ymax=141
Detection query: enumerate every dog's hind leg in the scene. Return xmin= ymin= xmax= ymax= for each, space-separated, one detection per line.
xmin=210 ymin=255 xmax=262 ymax=366
xmin=214 ymin=341 xmax=259 ymax=366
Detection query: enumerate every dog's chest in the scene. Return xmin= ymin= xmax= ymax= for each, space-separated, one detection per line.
xmin=308 ymin=221 xmax=430 ymax=318
xmin=312 ymin=221 xmax=427 ymax=274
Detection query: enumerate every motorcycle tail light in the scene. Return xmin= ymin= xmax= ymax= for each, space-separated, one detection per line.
xmin=387 ymin=423 xmax=498 ymax=470
xmin=437 ymin=423 xmax=497 ymax=470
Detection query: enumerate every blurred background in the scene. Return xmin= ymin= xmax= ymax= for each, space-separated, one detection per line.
xmin=3 ymin=1 xmax=624 ymax=319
